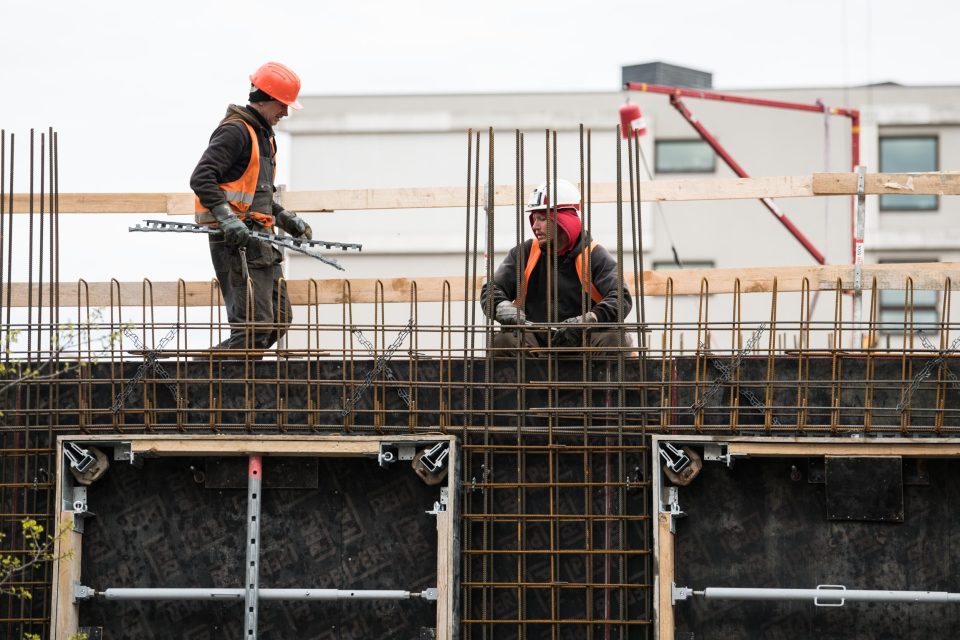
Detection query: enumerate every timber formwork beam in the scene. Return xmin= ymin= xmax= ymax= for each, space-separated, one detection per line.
xmin=6 ymin=172 xmax=960 ymax=213
xmin=2 ymin=261 xmax=959 ymax=306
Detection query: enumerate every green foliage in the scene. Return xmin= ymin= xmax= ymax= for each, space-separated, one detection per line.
xmin=1 ymin=517 xmax=74 ymax=600
xmin=0 ymin=311 xmax=130 ymax=418
xmin=22 ymin=633 xmax=88 ymax=640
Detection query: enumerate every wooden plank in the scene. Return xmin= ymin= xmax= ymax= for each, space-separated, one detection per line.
xmin=657 ymin=512 xmax=675 ymax=640
xmin=2 ymin=277 xmax=482 ymax=307
xmin=13 ymin=178 xmax=812 ymax=214
xmin=9 ymin=192 xmax=184 ymax=214
xmin=129 ymin=438 xmax=380 ymax=457
xmin=643 ymin=262 xmax=960 ymax=296
xmin=435 ymin=439 xmax=457 ymax=640
xmin=51 ymin=439 xmax=81 ymax=639
xmin=10 ymin=171 xmax=954 ymax=215
xmin=813 ymin=172 xmax=960 ymax=196
xmin=728 ymin=441 xmax=960 ymax=458
xmin=5 ymin=262 xmax=958 ymax=308
xmin=281 ymin=185 xmax=515 ymax=212
xmin=593 ymin=175 xmax=814 ymax=203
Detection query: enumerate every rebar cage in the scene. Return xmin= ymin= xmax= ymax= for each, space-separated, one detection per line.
xmin=1 ymin=127 xmax=958 ymax=639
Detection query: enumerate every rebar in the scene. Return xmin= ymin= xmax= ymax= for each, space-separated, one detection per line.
xmin=0 ymin=126 xmax=957 ymax=638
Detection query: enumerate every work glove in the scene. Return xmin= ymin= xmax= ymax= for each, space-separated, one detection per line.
xmin=275 ymin=209 xmax=313 ymax=240
xmin=554 ymin=311 xmax=598 ymax=346
xmin=494 ymin=300 xmax=526 ymax=325
xmin=210 ymin=203 xmax=250 ymax=250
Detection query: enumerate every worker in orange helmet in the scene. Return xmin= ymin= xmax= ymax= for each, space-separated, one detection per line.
xmin=480 ymin=178 xmax=633 ymax=355
xmin=190 ymin=62 xmax=311 ymax=353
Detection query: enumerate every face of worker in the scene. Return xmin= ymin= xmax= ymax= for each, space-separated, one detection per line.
xmin=254 ymin=100 xmax=289 ymax=127
xmin=530 ymin=211 xmax=568 ymax=251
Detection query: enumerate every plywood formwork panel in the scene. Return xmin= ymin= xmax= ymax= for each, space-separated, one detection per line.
xmin=51 ymin=435 xmax=458 ymax=640
xmin=653 ymin=436 xmax=960 ymax=639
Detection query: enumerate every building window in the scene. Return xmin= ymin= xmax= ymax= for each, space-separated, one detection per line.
xmin=655 ymin=140 xmax=716 ymax=174
xmin=653 ymin=260 xmax=715 ymax=270
xmin=879 ymin=137 xmax=938 ymax=211
xmin=877 ymin=259 xmax=939 ymax=334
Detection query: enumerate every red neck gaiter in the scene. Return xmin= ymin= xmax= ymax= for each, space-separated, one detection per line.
xmin=553 ymin=208 xmax=582 ymax=255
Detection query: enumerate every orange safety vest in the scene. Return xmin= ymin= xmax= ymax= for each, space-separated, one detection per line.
xmin=195 ymin=119 xmax=276 ymax=227
xmin=516 ymin=240 xmax=603 ymax=306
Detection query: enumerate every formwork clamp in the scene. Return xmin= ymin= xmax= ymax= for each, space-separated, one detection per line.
xmin=378 ymin=443 xmax=417 ymax=467
xmin=419 ymin=442 xmax=450 ymax=474
xmin=658 ymin=443 xmax=690 ymax=474
xmin=64 ymin=442 xmax=96 ymax=473
xmin=664 ymin=486 xmax=685 ymax=533
xmin=426 ymin=487 xmax=449 ymax=516
xmin=73 ymin=583 xmax=96 ymax=603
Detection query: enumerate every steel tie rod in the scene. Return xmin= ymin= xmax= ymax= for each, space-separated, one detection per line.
xmin=89 ymin=587 xmax=438 ymax=601
xmin=674 ymin=584 xmax=960 ymax=606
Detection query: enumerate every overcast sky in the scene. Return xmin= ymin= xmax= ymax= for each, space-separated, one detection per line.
xmin=3 ymin=0 xmax=958 ymax=194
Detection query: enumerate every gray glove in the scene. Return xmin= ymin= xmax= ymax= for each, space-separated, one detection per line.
xmin=275 ymin=209 xmax=312 ymax=240
xmin=494 ymin=300 xmax=526 ymax=325
xmin=554 ymin=311 xmax=597 ymax=346
xmin=210 ymin=203 xmax=250 ymax=249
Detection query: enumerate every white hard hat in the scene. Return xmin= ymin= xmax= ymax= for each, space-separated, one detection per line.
xmin=525 ymin=179 xmax=581 ymax=213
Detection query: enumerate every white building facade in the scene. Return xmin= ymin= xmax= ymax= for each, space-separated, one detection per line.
xmin=279 ymin=73 xmax=960 ymax=348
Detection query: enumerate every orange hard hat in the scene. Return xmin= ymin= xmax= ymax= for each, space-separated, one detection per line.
xmin=250 ymin=62 xmax=303 ymax=110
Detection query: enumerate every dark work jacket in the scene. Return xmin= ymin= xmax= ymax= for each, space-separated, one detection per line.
xmin=190 ymin=104 xmax=283 ymax=217
xmin=480 ymin=237 xmax=633 ymax=324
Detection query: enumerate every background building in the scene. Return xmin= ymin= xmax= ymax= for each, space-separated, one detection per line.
xmin=279 ymin=62 xmax=960 ymax=347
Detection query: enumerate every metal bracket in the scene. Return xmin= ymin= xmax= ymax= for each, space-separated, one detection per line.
xmin=672 ymin=583 xmax=694 ymax=604
xmin=426 ymin=486 xmax=449 ymax=516
xmin=380 ymin=441 xmax=442 ymax=467
xmin=658 ymin=443 xmax=690 ymax=473
xmin=853 ymin=166 xmax=866 ymax=291
xmin=420 ymin=587 xmax=439 ymax=601
xmin=73 ymin=582 xmax=96 ymax=602
xmin=113 ymin=442 xmax=134 ymax=464
xmin=64 ymin=442 xmax=96 ymax=472
xmin=814 ymin=584 xmax=847 ymax=607
xmin=419 ymin=442 xmax=449 ymax=473
xmin=664 ymin=486 xmax=685 ymax=533
xmin=69 ymin=486 xmax=94 ymax=533
xmin=378 ymin=444 xmax=398 ymax=466
xmin=70 ymin=486 xmax=88 ymax=514
xmin=702 ymin=443 xmax=735 ymax=467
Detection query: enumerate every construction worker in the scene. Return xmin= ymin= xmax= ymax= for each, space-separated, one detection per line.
xmin=190 ymin=61 xmax=312 ymax=353
xmin=481 ymin=178 xmax=633 ymax=355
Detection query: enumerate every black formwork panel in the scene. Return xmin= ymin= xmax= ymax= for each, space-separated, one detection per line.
xmin=673 ymin=455 xmax=960 ymax=640
xmin=78 ymin=455 xmax=439 ymax=639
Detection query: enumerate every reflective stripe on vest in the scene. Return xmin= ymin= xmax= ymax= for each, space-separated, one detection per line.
xmin=516 ymin=240 xmax=602 ymax=306
xmin=194 ymin=118 xmax=276 ymax=227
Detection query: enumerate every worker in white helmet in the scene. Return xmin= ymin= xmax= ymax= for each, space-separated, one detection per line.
xmin=481 ymin=179 xmax=633 ymax=355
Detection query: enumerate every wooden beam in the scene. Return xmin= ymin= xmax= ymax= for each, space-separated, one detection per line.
xmin=657 ymin=513 xmax=676 ymax=640
xmin=130 ymin=438 xmax=382 ymax=457
xmin=51 ymin=440 xmax=81 ymax=639
xmin=9 ymin=193 xmax=194 ymax=214
xmin=642 ymin=261 xmax=960 ymax=296
xmin=728 ymin=441 xmax=960 ymax=458
xmin=6 ymin=172 xmax=955 ymax=214
xmin=4 ymin=262 xmax=958 ymax=308
xmin=436 ymin=441 xmax=458 ymax=640
xmin=812 ymin=172 xmax=960 ymax=196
